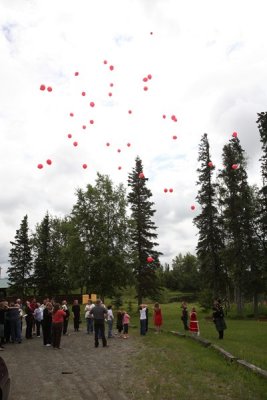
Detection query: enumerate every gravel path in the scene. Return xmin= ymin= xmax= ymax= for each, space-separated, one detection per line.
xmin=1 ymin=330 xmax=140 ymax=400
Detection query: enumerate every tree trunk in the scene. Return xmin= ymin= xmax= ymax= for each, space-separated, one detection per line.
xmin=253 ymin=293 xmax=259 ymax=316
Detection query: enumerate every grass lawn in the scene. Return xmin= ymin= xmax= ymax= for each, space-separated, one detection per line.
xmin=127 ymin=329 xmax=267 ymax=400
xmin=126 ymin=301 xmax=267 ymax=371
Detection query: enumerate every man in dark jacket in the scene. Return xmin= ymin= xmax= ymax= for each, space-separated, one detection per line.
xmin=90 ymin=299 xmax=108 ymax=348
xmin=212 ymin=299 xmax=227 ymax=339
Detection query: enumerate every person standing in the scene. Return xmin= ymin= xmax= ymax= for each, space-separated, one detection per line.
xmin=8 ymin=302 xmax=22 ymax=343
xmin=153 ymin=303 xmax=163 ymax=334
xmin=62 ymin=300 xmax=70 ymax=335
xmin=25 ymin=300 xmax=34 ymax=339
xmin=42 ymin=302 xmax=53 ymax=346
xmin=139 ymin=304 xmax=147 ymax=336
xmin=212 ymin=299 xmax=227 ymax=339
xmin=189 ymin=307 xmax=199 ymax=336
xmin=122 ymin=311 xmax=130 ymax=339
xmin=106 ymin=305 xmax=114 ymax=338
xmin=51 ymin=303 xmax=66 ymax=349
xmin=72 ymin=300 xmax=81 ymax=332
xmin=84 ymin=300 xmax=95 ymax=334
xmin=116 ymin=310 xmax=124 ymax=338
xmin=33 ymin=303 xmax=43 ymax=337
xmin=181 ymin=302 xmax=189 ymax=331
xmin=90 ymin=299 xmax=108 ymax=348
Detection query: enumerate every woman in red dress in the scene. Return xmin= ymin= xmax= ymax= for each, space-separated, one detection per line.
xmin=189 ymin=307 xmax=199 ymax=336
xmin=153 ymin=303 xmax=163 ymax=333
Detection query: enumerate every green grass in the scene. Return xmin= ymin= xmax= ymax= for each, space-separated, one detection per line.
xmin=123 ymin=301 xmax=267 ymax=371
xmin=127 ymin=330 xmax=267 ymax=400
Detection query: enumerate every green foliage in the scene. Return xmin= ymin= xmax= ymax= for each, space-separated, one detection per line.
xmin=8 ymin=215 xmax=32 ymax=296
xmin=127 ymin=156 xmax=162 ymax=304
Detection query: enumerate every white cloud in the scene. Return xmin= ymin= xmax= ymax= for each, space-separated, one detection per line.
xmin=1 ymin=0 xmax=267 ymax=275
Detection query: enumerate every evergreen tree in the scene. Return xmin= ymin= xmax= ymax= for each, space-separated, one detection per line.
xmin=71 ymin=173 xmax=131 ymax=299
xmin=256 ymin=112 xmax=267 ymax=256
xmin=8 ymin=215 xmax=32 ymax=296
xmin=193 ymin=133 xmax=225 ymax=297
xmin=218 ymin=137 xmax=260 ymax=313
xmin=127 ymin=156 xmax=162 ymax=304
xmin=32 ymin=213 xmax=67 ymax=296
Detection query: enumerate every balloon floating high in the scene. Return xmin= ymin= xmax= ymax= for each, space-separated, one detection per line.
xmin=147 ymin=256 xmax=154 ymax=263
xmin=169 ymin=188 xmax=173 ymax=193
xmin=232 ymin=131 xmax=238 ymax=138
xmin=70 ymin=113 xmax=74 ymax=117
xmin=73 ymin=141 xmax=78 ymax=147
xmin=208 ymin=161 xmax=213 ymax=167
xmin=164 ymin=188 xmax=168 ymax=193
xmin=90 ymin=102 xmax=95 ymax=107
xmin=191 ymin=205 xmax=196 ymax=210
xmin=46 ymin=159 xmax=52 ymax=165
xmin=82 ymin=92 xmax=86 ymax=96
xmin=67 ymin=134 xmax=72 ymax=139
xmin=47 ymin=86 xmax=52 ymax=92
xmin=109 ymin=65 xmax=114 ymax=71
xmin=40 ymin=84 xmax=46 ymax=91
xmin=139 ymin=172 xmax=145 ymax=179
xmin=106 ymin=142 xmax=110 ymax=147
xmin=127 ymin=143 xmax=131 ymax=147
xmin=37 ymin=163 xmax=43 ymax=169
xmin=172 ymin=135 xmax=177 ymax=140
xmin=74 ymin=72 xmax=79 ymax=76
xmin=82 ymin=164 xmax=87 ymax=169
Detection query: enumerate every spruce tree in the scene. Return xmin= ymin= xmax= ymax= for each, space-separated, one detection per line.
xmin=8 ymin=215 xmax=32 ymax=296
xmin=193 ymin=133 xmax=225 ymax=298
xmin=257 ymin=112 xmax=267 ymax=255
xmin=218 ymin=137 xmax=260 ymax=313
xmin=127 ymin=156 xmax=162 ymax=304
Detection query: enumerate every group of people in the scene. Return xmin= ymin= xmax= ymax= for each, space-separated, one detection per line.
xmin=0 ymin=297 xmax=227 ymax=351
xmin=180 ymin=299 xmax=227 ymax=339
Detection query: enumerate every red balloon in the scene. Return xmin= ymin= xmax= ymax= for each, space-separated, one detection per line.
xmin=70 ymin=113 xmax=74 ymax=117
xmin=150 ymin=32 xmax=153 ymax=35
xmin=74 ymin=72 xmax=79 ymax=76
xmin=67 ymin=133 xmax=72 ymax=139
xmin=232 ymin=131 xmax=238 ymax=138
xmin=110 ymin=83 xmax=114 ymax=87
xmin=40 ymin=84 xmax=46 ymax=91
xmin=90 ymin=101 xmax=95 ymax=107
xmin=143 ymin=77 xmax=148 ymax=82
xmin=82 ymin=125 xmax=86 ymax=129
xmin=118 ymin=166 xmax=122 ymax=170
xmin=128 ymin=110 xmax=132 ymax=114
xmin=208 ymin=161 xmax=213 ymax=167
xmin=103 ymin=60 xmax=108 ymax=64
xmin=162 ymin=114 xmax=166 ymax=119
xmin=46 ymin=159 xmax=52 ymax=165
xmin=82 ymin=164 xmax=87 ymax=169
xmin=143 ymin=86 xmax=148 ymax=91
xmin=37 ymin=163 xmax=43 ymax=169
xmin=191 ymin=205 xmax=196 ymax=210
xmin=106 ymin=142 xmax=110 ymax=147
xmin=147 ymin=256 xmax=154 ymax=263
xmin=89 ymin=120 xmax=94 ymax=124
xmin=172 ymin=135 xmax=177 ymax=140
xmin=147 ymin=74 xmax=152 ymax=80
xmin=73 ymin=141 xmax=78 ymax=147
xmin=82 ymin=92 xmax=86 ymax=96
xmin=109 ymin=65 xmax=114 ymax=71
xmin=47 ymin=87 xmax=52 ymax=92
xmin=108 ymin=92 xmax=113 ymax=97
xmin=127 ymin=143 xmax=131 ymax=147
xmin=117 ymin=149 xmax=121 ymax=153
xmin=171 ymin=115 xmax=177 ymax=122
xmin=164 ymin=188 xmax=168 ymax=193
xmin=232 ymin=164 xmax=238 ymax=170
xmin=139 ymin=172 xmax=145 ymax=179
xmin=169 ymin=188 xmax=173 ymax=193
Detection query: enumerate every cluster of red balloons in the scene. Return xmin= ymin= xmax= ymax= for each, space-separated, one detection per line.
xmin=40 ymin=84 xmax=52 ymax=92
xmin=164 ymin=188 xmax=173 ymax=193
xmin=37 ymin=159 xmax=52 ymax=169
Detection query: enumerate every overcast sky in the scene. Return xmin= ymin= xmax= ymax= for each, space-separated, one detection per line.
xmin=1 ymin=0 xmax=266 ymax=277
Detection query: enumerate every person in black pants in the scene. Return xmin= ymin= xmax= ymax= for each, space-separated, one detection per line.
xmin=181 ymin=302 xmax=189 ymax=331
xmin=212 ymin=299 xmax=227 ymax=339
xmin=62 ymin=300 xmax=70 ymax=335
xmin=42 ymin=302 xmax=52 ymax=346
xmin=90 ymin=299 xmax=108 ymax=348
xmin=25 ymin=301 xmax=34 ymax=339
xmin=72 ymin=300 xmax=80 ymax=332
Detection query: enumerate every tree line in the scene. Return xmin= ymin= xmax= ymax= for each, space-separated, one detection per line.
xmin=7 ymin=113 xmax=267 ymax=314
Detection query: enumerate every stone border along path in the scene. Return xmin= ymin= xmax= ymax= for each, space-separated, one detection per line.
xmin=0 ymin=330 xmax=142 ymax=400
xmin=168 ymin=329 xmax=267 ymax=379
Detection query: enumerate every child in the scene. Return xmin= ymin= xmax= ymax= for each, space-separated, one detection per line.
xmin=153 ymin=303 xmax=163 ymax=334
xmin=122 ymin=311 xmax=130 ymax=339
xmin=116 ymin=310 xmax=124 ymax=338
xmin=189 ymin=307 xmax=199 ymax=336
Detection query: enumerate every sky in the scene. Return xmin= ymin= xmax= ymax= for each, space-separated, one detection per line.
xmin=1 ymin=0 xmax=267 ymax=277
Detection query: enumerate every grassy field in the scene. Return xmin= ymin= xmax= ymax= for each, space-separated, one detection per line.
xmin=127 ymin=329 xmax=267 ymax=400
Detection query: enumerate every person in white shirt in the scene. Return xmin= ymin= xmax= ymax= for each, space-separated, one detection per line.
xmin=139 ymin=304 xmax=147 ymax=335
xmin=106 ymin=305 xmax=114 ymax=338
xmin=84 ymin=300 xmax=95 ymax=334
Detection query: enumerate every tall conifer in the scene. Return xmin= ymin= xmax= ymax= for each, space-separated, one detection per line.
xmin=127 ymin=156 xmax=162 ymax=304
